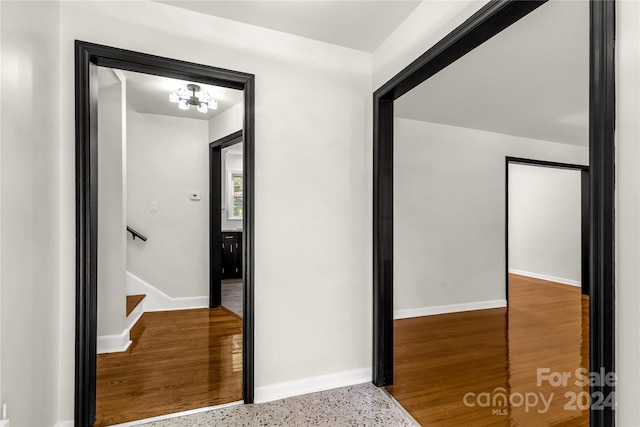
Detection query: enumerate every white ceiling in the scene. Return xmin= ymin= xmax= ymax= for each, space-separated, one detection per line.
xmin=134 ymin=0 xmax=586 ymax=144
xmin=121 ymin=70 xmax=243 ymax=121
xmin=395 ymin=0 xmax=589 ymax=147
xmin=157 ymin=0 xmax=422 ymax=52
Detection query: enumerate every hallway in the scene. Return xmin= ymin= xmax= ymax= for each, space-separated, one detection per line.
xmin=95 ymin=308 xmax=242 ymax=426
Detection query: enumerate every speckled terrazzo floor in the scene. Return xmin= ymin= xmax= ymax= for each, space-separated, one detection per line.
xmin=133 ymin=383 xmax=418 ymax=426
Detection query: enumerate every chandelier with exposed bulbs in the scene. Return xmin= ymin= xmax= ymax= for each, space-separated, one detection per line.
xmin=169 ymin=84 xmax=218 ymax=113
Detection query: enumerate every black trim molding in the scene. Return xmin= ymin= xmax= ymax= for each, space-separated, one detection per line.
xmin=506 ymin=156 xmax=589 ymax=172
xmin=373 ymin=0 xmax=547 ymax=390
xmin=209 ymin=130 xmax=243 ymax=308
xmin=372 ymin=1 xmax=616 ymax=425
xmin=211 ymin=130 xmax=243 ymax=150
xmin=589 ymin=1 xmax=616 ymax=425
xmin=505 ymin=157 xmax=590 ymax=299
xmin=75 ymin=41 xmax=256 ymax=426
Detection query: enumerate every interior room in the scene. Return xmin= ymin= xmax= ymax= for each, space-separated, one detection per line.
xmin=389 ymin=1 xmax=590 ymax=424
xmin=0 ymin=0 xmax=636 ymax=426
xmin=95 ymin=68 xmax=245 ymax=425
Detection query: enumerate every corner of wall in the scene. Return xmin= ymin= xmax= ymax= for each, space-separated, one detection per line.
xmin=1 ymin=1 xmax=64 ymax=425
xmin=54 ymin=0 xmax=74 ymax=423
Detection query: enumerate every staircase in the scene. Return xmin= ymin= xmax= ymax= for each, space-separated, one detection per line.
xmin=97 ymin=294 xmax=147 ymax=354
xmin=126 ymin=294 xmax=145 ymax=317
xmin=125 ymin=294 xmax=146 ymax=345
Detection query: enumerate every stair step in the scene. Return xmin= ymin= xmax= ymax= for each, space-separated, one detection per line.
xmin=126 ymin=294 xmax=146 ymax=317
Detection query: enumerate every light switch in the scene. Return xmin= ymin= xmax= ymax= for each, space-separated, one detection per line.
xmin=190 ymin=192 xmax=201 ymax=201
xmin=150 ymin=201 xmax=158 ymax=213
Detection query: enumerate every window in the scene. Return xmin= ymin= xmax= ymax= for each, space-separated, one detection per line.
xmin=228 ymin=170 xmax=243 ymax=220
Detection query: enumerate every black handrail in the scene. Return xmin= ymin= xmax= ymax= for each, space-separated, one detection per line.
xmin=127 ymin=226 xmax=147 ymax=242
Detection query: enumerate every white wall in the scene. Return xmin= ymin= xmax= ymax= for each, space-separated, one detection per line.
xmin=210 ymin=103 xmax=244 ymax=231
xmin=393 ymin=118 xmax=588 ymax=314
xmin=0 ymin=2 xmax=61 ymax=426
xmin=55 ymin=3 xmax=371 ymax=418
xmin=2 ymin=0 xmax=635 ymax=425
xmin=209 ymin=102 xmax=243 ymax=143
xmin=616 ymin=0 xmax=640 ymax=423
xmin=222 ymin=145 xmax=243 ymax=231
xmin=97 ymin=67 xmax=128 ymax=337
xmin=127 ymin=111 xmax=210 ymax=299
xmin=508 ymin=164 xmax=582 ymax=284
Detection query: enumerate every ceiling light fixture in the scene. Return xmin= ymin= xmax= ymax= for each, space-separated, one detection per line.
xmin=169 ymin=83 xmax=218 ymax=113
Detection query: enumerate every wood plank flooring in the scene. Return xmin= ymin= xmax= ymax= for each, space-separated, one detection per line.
xmin=94 ymin=308 xmax=243 ymax=427
xmin=125 ymin=294 xmax=145 ymax=317
xmin=387 ymin=274 xmax=589 ymax=426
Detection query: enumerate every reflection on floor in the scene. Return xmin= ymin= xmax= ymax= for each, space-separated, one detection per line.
xmin=388 ymin=274 xmax=589 ymax=426
xmin=94 ymin=308 xmax=243 ymax=427
xmin=222 ymin=279 xmax=243 ymax=317
xmin=136 ymin=383 xmax=417 ymax=427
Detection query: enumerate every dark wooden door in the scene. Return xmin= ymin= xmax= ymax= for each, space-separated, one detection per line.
xmin=232 ymin=238 xmax=242 ymax=278
xmin=222 ymin=233 xmax=236 ymax=279
xmin=222 ymin=232 xmax=242 ymax=279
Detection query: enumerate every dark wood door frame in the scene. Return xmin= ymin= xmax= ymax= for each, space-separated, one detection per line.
xmin=505 ymin=157 xmax=590 ymax=300
xmin=75 ymin=41 xmax=256 ymax=426
xmin=372 ymin=1 xmax=615 ymax=425
xmin=210 ymin=130 xmax=243 ymax=308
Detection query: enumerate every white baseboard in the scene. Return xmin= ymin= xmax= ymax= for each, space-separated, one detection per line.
xmin=97 ymin=328 xmax=132 ymax=354
xmin=394 ymin=299 xmax=507 ymax=320
xmin=54 ymin=421 xmax=73 ymax=427
xmin=254 ymin=367 xmax=372 ymax=404
xmin=126 ymin=272 xmax=208 ymax=312
xmin=509 ymin=269 xmax=581 ymax=287
xmin=97 ymin=293 xmax=145 ymax=354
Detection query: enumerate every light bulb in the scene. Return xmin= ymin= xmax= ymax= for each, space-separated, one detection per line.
xmin=208 ymin=99 xmax=218 ymax=110
xmin=178 ymin=100 xmax=189 ymax=110
xmin=197 ymin=103 xmax=208 ymax=113
xmin=169 ymin=92 xmax=180 ymax=103
xmin=177 ymin=87 xmax=188 ymax=98
xmin=200 ymin=92 xmax=211 ymax=103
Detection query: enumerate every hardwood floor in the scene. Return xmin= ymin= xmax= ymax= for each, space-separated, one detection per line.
xmin=125 ymin=294 xmax=145 ymax=317
xmin=387 ymin=274 xmax=589 ymax=426
xmin=94 ymin=308 xmax=243 ymax=427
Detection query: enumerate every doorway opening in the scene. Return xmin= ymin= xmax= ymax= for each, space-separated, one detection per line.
xmin=505 ymin=157 xmax=590 ymax=300
xmin=210 ymin=130 xmax=244 ymax=316
xmin=372 ymin=1 xmax=615 ymax=426
xmin=75 ymin=41 xmax=255 ymax=427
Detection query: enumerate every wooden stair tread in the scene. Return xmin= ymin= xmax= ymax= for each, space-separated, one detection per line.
xmin=126 ymin=294 xmax=145 ymax=317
